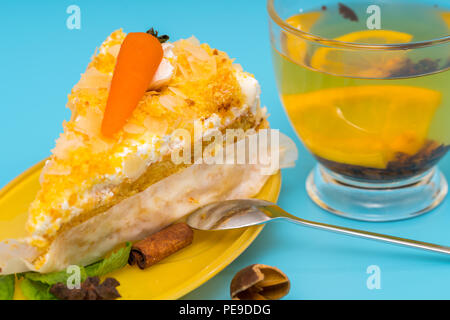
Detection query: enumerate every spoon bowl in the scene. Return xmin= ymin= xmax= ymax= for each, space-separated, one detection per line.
xmin=186 ymin=199 xmax=274 ymax=230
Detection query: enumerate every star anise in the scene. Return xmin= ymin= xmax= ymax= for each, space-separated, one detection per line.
xmin=49 ymin=276 xmax=121 ymax=300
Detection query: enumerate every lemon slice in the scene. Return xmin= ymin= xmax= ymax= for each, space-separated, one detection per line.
xmin=310 ymin=30 xmax=413 ymax=77
xmin=281 ymin=12 xmax=322 ymax=64
xmin=282 ymin=85 xmax=441 ymax=168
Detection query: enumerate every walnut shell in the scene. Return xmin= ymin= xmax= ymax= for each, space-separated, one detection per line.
xmin=230 ymin=264 xmax=290 ymax=300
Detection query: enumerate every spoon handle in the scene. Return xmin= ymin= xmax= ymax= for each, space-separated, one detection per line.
xmin=267 ymin=206 xmax=450 ymax=255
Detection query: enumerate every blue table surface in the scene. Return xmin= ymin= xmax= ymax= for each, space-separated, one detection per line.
xmin=0 ymin=0 xmax=448 ymax=299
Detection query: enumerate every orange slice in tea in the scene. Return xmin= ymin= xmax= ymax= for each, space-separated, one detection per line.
xmin=282 ymin=85 xmax=441 ymax=168
xmin=441 ymin=11 xmax=450 ymax=28
xmin=310 ymin=30 xmax=413 ymax=77
xmin=281 ymin=12 xmax=322 ymax=64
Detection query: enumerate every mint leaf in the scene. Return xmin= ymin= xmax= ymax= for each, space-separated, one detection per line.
xmin=0 ymin=275 xmax=15 ymax=300
xmin=25 ymin=267 xmax=87 ymax=286
xmin=20 ymin=278 xmax=57 ymax=300
xmin=19 ymin=242 xmax=131 ymax=299
xmin=86 ymin=242 xmax=132 ymax=277
xmin=16 ymin=273 xmax=26 ymax=280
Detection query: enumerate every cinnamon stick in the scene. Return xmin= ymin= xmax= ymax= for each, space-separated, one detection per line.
xmin=128 ymin=223 xmax=194 ymax=269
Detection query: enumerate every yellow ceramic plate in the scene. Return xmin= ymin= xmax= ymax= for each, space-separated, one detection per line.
xmin=0 ymin=160 xmax=281 ymax=300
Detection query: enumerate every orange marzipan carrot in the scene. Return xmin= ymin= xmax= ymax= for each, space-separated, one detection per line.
xmin=101 ymin=32 xmax=163 ymax=137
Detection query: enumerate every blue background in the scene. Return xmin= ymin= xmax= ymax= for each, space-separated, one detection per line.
xmin=0 ymin=0 xmax=449 ymax=299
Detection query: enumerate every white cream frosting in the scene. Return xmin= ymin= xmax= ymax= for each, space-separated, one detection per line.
xmin=149 ymin=43 xmax=175 ymax=90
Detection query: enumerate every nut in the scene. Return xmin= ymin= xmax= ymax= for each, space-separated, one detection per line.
xmin=230 ymin=264 xmax=290 ymax=300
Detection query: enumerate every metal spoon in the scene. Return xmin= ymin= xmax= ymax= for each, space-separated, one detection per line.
xmin=186 ymin=199 xmax=450 ymax=256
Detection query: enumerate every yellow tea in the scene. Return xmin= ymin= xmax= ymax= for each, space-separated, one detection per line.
xmin=272 ymin=2 xmax=450 ymax=181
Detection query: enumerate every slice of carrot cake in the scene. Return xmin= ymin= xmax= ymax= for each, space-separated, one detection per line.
xmin=0 ymin=29 xmax=296 ymax=274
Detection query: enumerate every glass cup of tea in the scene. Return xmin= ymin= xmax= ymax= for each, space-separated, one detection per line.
xmin=268 ymin=0 xmax=450 ymax=221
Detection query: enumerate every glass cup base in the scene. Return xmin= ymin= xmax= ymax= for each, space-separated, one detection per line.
xmin=306 ymin=164 xmax=448 ymax=222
